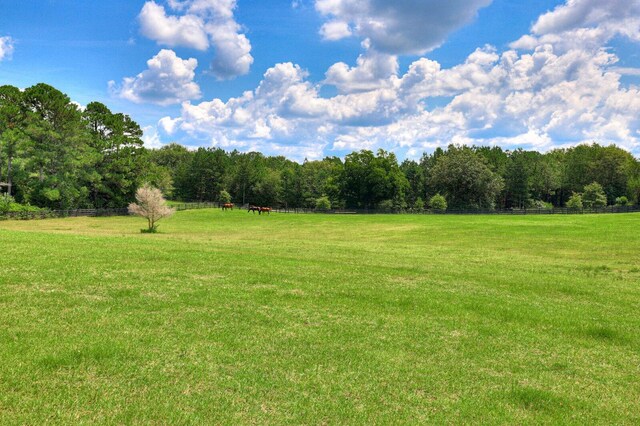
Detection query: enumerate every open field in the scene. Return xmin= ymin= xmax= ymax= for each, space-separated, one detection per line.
xmin=1 ymin=210 xmax=639 ymax=424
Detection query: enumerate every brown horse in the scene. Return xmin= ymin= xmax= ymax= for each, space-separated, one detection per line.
xmin=259 ymin=207 xmax=271 ymax=215
xmin=248 ymin=205 xmax=260 ymax=214
xmin=222 ymin=203 xmax=234 ymax=211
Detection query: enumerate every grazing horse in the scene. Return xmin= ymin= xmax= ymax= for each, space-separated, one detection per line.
xmin=222 ymin=203 xmax=234 ymax=211
xmin=248 ymin=205 xmax=260 ymax=214
xmin=259 ymin=207 xmax=271 ymax=215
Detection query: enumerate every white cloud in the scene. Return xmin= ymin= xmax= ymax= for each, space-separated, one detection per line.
xmin=532 ymin=0 xmax=640 ymax=37
xmin=205 ymin=18 xmax=253 ymax=79
xmin=319 ymin=20 xmax=352 ymax=41
xmin=142 ymin=125 xmax=165 ymax=149
xmin=139 ymin=2 xmax=209 ymax=50
xmin=138 ymin=0 xmax=253 ymax=79
xmin=325 ymin=50 xmax=398 ymax=93
xmin=511 ymin=0 xmax=640 ymax=51
xmin=314 ymin=0 xmax=492 ymax=54
xmin=609 ymin=67 xmax=640 ymax=76
xmin=159 ymin=116 xmax=182 ymax=134
xmin=109 ymin=49 xmax=201 ymax=106
xmin=155 ymin=0 xmax=640 ymax=158
xmin=0 ymin=36 xmax=15 ymax=61
xmin=162 ymin=47 xmax=640 ymax=156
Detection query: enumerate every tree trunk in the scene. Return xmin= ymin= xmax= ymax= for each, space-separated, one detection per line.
xmin=7 ymin=155 xmax=12 ymax=196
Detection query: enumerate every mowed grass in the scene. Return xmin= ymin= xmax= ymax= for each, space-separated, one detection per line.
xmin=0 ymin=210 xmax=639 ymax=424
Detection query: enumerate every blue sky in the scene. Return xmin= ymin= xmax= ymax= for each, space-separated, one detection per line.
xmin=1 ymin=0 xmax=639 ymax=160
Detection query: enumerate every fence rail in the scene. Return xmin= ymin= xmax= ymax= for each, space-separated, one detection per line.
xmin=172 ymin=202 xmax=219 ymax=211
xmin=1 ymin=208 xmax=130 ymax=220
xmin=2 ymin=203 xmax=638 ymax=221
xmin=273 ymin=205 xmax=640 ymax=215
xmin=0 ymin=202 xmax=221 ymax=221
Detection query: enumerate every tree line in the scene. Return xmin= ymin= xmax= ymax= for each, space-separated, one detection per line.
xmin=2 ymin=83 xmax=640 ymax=212
xmin=152 ymin=143 xmax=639 ymax=210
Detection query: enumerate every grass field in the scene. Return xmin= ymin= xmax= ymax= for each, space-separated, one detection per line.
xmin=1 ymin=210 xmax=639 ymax=424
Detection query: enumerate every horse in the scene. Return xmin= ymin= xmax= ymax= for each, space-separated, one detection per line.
xmin=259 ymin=207 xmax=271 ymax=215
xmin=248 ymin=205 xmax=260 ymax=214
xmin=222 ymin=203 xmax=234 ymax=211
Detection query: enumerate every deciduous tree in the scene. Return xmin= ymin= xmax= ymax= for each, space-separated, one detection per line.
xmin=128 ymin=184 xmax=175 ymax=232
xmin=429 ymin=146 xmax=504 ymax=209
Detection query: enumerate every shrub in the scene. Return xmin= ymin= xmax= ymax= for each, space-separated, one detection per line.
xmin=0 ymin=195 xmax=41 ymax=216
xmin=531 ymin=200 xmax=553 ymax=209
xmin=582 ymin=182 xmax=607 ymax=208
xmin=429 ymin=194 xmax=448 ymax=211
xmin=315 ymin=196 xmax=331 ymax=211
xmin=377 ymin=199 xmax=394 ymax=212
xmin=0 ymin=194 xmax=13 ymax=214
xmin=392 ymin=194 xmax=407 ymax=211
xmin=219 ymin=190 xmax=232 ymax=204
xmin=128 ymin=185 xmax=176 ymax=233
xmin=615 ymin=196 xmax=629 ymax=206
xmin=413 ymin=197 xmax=425 ymax=211
xmin=566 ymin=193 xmax=583 ymax=209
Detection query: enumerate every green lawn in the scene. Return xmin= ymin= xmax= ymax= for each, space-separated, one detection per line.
xmin=1 ymin=210 xmax=639 ymax=424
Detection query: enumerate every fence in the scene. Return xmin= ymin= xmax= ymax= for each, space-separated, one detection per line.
xmin=0 ymin=202 xmax=221 ymax=221
xmin=171 ymin=202 xmax=219 ymax=211
xmin=1 ymin=208 xmax=129 ymax=220
xmin=273 ymin=205 xmax=640 ymax=215
xmin=2 ymin=203 xmax=638 ymax=221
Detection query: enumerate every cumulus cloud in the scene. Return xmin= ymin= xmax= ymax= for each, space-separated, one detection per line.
xmin=156 ymin=0 xmax=640 ymax=159
xmin=142 ymin=125 xmax=166 ymax=149
xmin=139 ymin=2 xmax=209 ymax=50
xmin=109 ymin=49 xmax=201 ymax=106
xmin=325 ymin=50 xmax=398 ymax=93
xmin=533 ymin=0 xmax=640 ymax=36
xmin=319 ymin=20 xmax=352 ymax=41
xmin=314 ymin=0 xmax=492 ymax=54
xmin=138 ymin=0 xmax=253 ymax=79
xmin=511 ymin=0 xmax=640 ymax=51
xmin=0 ymin=36 xmax=15 ymax=61
xmin=205 ymin=18 xmax=253 ymax=79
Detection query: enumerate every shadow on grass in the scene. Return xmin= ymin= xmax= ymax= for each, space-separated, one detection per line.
xmin=508 ymin=386 xmax=565 ymax=412
xmin=38 ymin=343 xmax=125 ymax=370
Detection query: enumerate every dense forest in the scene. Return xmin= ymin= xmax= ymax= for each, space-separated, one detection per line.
xmin=2 ymin=83 xmax=640 ymax=211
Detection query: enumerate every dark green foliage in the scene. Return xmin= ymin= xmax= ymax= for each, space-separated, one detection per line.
xmin=429 ymin=146 xmax=504 ymax=209
xmin=219 ymin=190 xmax=232 ymax=204
xmin=340 ymin=149 xmax=409 ymax=209
xmin=566 ymin=193 xmax=583 ymax=209
xmin=413 ymin=196 xmax=425 ymax=210
xmin=582 ymin=182 xmax=607 ymax=208
xmin=0 ymin=84 xmax=147 ymax=210
xmin=184 ymin=148 xmax=229 ymax=202
xmin=315 ymin=195 xmax=331 ymax=211
xmin=2 ymin=83 xmax=640 ymax=211
xmin=400 ymin=159 xmax=425 ymax=207
xmin=83 ymin=102 xmax=146 ymax=208
xmin=377 ymin=199 xmax=395 ymax=212
xmin=429 ymin=193 xmax=447 ymax=210
xmin=0 ymin=194 xmax=40 ymax=214
xmin=615 ymin=196 xmax=629 ymax=206
xmin=0 ymin=193 xmax=14 ymax=213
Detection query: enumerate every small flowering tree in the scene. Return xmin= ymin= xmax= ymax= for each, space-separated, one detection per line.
xmin=128 ymin=184 xmax=175 ymax=233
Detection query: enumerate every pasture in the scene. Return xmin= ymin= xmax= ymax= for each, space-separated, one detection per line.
xmin=0 ymin=210 xmax=639 ymax=424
